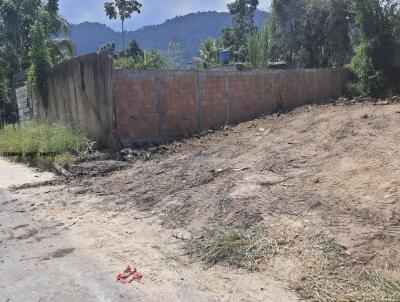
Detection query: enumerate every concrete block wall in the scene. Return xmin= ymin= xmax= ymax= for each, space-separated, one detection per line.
xmin=34 ymin=50 xmax=116 ymax=147
xmin=114 ymin=68 xmax=347 ymax=146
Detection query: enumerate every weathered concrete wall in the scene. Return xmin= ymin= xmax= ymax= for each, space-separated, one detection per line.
xmin=35 ymin=50 xmax=116 ymax=147
xmin=114 ymin=68 xmax=347 ymax=146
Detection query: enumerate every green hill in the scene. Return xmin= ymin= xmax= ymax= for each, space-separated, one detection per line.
xmin=70 ymin=11 xmax=268 ymax=64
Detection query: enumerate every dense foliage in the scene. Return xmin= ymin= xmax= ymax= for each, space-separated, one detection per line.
xmin=0 ymin=0 xmax=73 ymax=123
xmin=104 ymin=39 xmax=168 ymax=70
xmin=268 ymin=0 xmax=400 ymax=96
xmin=269 ymin=0 xmax=351 ymax=67
xmin=246 ymin=24 xmax=270 ymax=69
xmin=222 ymin=0 xmax=260 ymax=61
xmin=195 ymin=38 xmax=224 ymax=69
xmin=347 ymin=0 xmax=400 ymax=96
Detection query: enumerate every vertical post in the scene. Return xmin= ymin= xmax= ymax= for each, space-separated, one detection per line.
xmin=314 ymin=69 xmax=318 ymax=103
xmin=256 ymin=72 xmax=261 ymax=115
xmin=278 ymin=70 xmax=283 ymax=109
xmin=155 ymin=73 xmax=164 ymax=138
xmin=195 ymin=72 xmax=202 ymax=132
xmin=326 ymin=69 xmax=330 ymax=99
xmin=298 ymin=69 xmax=303 ymax=106
xmin=224 ymin=74 xmax=229 ymax=124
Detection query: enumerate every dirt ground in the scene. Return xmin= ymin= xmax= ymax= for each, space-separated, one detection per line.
xmin=1 ymin=99 xmax=400 ymax=301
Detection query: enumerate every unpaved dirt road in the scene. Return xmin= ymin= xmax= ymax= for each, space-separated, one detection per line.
xmin=0 ymin=160 xmax=53 ymax=189
xmin=0 ymin=159 xmax=295 ymax=302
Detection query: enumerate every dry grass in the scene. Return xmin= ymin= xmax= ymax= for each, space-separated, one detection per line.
xmin=296 ymin=261 xmax=400 ymax=301
xmin=295 ymin=268 xmax=357 ymax=302
xmin=330 ymin=119 xmax=356 ymax=139
xmin=390 ymin=209 xmax=400 ymax=226
xmin=294 ymin=236 xmax=400 ymax=301
xmin=187 ymin=227 xmax=282 ymax=271
xmin=353 ymin=270 xmax=400 ymax=302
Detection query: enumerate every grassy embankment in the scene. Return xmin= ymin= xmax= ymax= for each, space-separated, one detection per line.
xmin=0 ymin=122 xmax=87 ymax=170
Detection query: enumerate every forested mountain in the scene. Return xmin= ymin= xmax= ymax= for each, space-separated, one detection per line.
xmin=69 ymin=11 xmax=268 ymax=63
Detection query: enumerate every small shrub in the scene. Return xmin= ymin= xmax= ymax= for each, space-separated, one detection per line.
xmin=54 ymin=152 xmax=74 ymax=169
xmin=114 ymin=57 xmax=136 ymax=69
xmin=317 ymin=238 xmax=347 ymax=259
xmin=114 ymin=50 xmax=168 ymax=70
xmin=187 ymin=227 xmax=280 ymax=271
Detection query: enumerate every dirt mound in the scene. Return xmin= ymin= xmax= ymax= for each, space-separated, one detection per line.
xmin=70 ymin=99 xmax=400 ymax=300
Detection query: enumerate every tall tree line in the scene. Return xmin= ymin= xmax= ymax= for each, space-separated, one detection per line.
xmin=269 ymin=0 xmax=400 ymax=95
xmin=269 ymin=0 xmax=352 ymax=68
xmin=213 ymin=0 xmax=400 ymax=96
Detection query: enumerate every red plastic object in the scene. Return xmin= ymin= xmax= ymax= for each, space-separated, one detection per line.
xmin=116 ymin=266 xmax=144 ymax=283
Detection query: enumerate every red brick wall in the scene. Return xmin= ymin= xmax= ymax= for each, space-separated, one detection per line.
xmin=227 ymin=74 xmax=258 ymax=123
xmin=199 ymin=74 xmax=226 ymax=130
xmin=159 ymin=74 xmax=198 ymax=137
xmin=259 ymin=72 xmax=280 ymax=114
xmin=114 ymin=69 xmax=347 ymax=146
xmin=114 ymin=72 xmax=160 ymax=142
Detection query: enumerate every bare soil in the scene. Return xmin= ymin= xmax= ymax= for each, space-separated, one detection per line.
xmin=1 ymin=99 xmax=400 ymax=301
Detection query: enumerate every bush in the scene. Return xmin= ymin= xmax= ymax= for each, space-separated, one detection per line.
xmin=114 ymin=57 xmax=136 ymax=69
xmin=114 ymin=50 xmax=168 ymax=70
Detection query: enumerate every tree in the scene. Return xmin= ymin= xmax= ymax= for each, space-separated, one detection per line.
xmin=167 ymin=37 xmax=182 ymax=69
xmin=127 ymin=38 xmax=143 ymax=59
xmin=301 ymin=0 xmax=351 ymax=67
xmin=0 ymin=0 xmax=74 ymax=118
xmin=269 ymin=0 xmax=305 ymax=62
xmin=0 ymin=0 xmax=42 ymax=70
xmin=222 ymin=0 xmax=259 ymax=61
xmin=27 ymin=1 xmax=74 ymax=96
xmin=104 ymin=0 xmax=142 ymax=51
xmin=348 ymin=0 xmax=400 ymax=96
xmin=269 ymin=0 xmax=351 ymax=67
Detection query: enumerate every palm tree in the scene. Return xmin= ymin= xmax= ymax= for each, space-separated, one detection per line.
xmin=104 ymin=0 xmax=142 ymax=51
xmin=199 ymin=38 xmax=223 ymax=68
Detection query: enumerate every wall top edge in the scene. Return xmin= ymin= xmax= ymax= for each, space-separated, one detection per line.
xmin=112 ymin=68 xmax=344 ymax=78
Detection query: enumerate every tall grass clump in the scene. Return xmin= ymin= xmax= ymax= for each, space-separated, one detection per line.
xmin=246 ymin=24 xmax=270 ymax=70
xmin=0 ymin=122 xmax=87 ymax=167
xmin=355 ymin=270 xmax=400 ymax=302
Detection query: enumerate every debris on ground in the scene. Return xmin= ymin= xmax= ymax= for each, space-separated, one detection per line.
xmin=116 ymin=266 xmax=143 ymax=283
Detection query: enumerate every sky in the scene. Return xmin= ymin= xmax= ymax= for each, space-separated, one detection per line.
xmin=60 ymin=0 xmax=271 ymax=31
